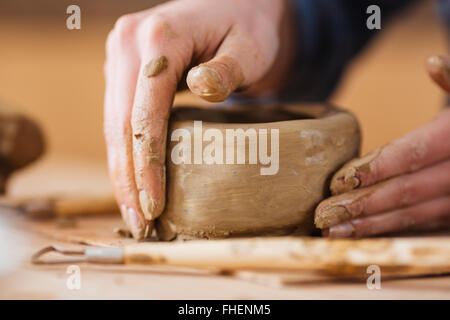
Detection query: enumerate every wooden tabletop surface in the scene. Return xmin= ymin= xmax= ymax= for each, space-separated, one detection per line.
xmin=1 ymin=157 xmax=449 ymax=300
xmin=1 ymin=217 xmax=449 ymax=299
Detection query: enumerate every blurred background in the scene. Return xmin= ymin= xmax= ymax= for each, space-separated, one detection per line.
xmin=0 ymin=0 xmax=447 ymax=196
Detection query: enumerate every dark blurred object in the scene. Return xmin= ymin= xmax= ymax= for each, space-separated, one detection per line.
xmin=0 ymin=105 xmax=45 ymax=193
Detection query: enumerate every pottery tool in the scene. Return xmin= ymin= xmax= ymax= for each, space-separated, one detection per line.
xmin=0 ymin=194 xmax=119 ymax=218
xmin=31 ymin=236 xmax=450 ymax=277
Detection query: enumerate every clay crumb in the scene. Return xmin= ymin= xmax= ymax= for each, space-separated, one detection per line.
xmin=56 ymin=218 xmax=77 ymax=228
xmin=163 ymin=22 xmax=178 ymax=38
xmin=149 ymin=139 xmax=157 ymax=153
xmin=113 ymin=227 xmax=133 ymax=238
xmin=143 ymin=56 xmax=168 ymax=77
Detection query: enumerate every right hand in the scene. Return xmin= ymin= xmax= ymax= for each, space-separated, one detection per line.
xmin=314 ymin=55 xmax=450 ymax=238
xmin=104 ymin=0 xmax=297 ymax=239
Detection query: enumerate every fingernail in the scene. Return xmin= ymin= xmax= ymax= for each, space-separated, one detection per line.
xmin=143 ymin=223 xmax=154 ymax=239
xmin=315 ymin=205 xmax=351 ymax=228
xmin=127 ymin=207 xmax=144 ymax=239
xmin=328 ymin=221 xmax=355 ymax=238
xmin=139 ymin=190 xmax=160 ymax=220
xmin=187 ymin=65 xmax=228 ymax=102
xmin=120 ymin=204 xmax=146 ymax=240
xmin=427 ymin=55 xmax=448 ymax=71
xmin=427 ymin=55 xmax=450 ymax=82
xmin=330 ymin=147 xmax=382 ymax=195
xmin=120 ymin=204 xmax=128 ymax=221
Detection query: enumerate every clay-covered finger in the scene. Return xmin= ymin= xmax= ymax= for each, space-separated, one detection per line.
xmin=187 ymin=24 xmax=278 ymax=102
xmin=324 ymin=196 xmax=450 ymax=238
xmin=316 ymin=159 xmax=450 ymax=228
xmin=131 ymin=18 xmax=190 ymax=221
xmin=426 ymin=55 xmax=450 ymax=93
xmin=330 ymin=108 xmax=450 ymax=195
xmin=131 ymin=66 xmax=174 ymax=221
xmin=104 ymin=17 xmax=152 ymax=239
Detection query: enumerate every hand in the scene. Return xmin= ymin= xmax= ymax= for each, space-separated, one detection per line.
xmin=315 ymin=55 xmax=450 ymax=238
xmin=104 ymin=0 xmax=296 ymax=239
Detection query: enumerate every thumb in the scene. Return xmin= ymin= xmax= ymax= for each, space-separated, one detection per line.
xmin=426 ymin=55 xmax=450 ymax=93
xmin=186 ymin=25 xmax=278 ymax=102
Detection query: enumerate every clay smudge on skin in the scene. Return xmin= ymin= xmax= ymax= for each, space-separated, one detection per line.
xmin=139 ymin=189 xmax=159 ymax=220
xmin=149 ymin=138 xmax=157 ymax=153
xmin=143 ymin=56 xmax=168 ymax=77
xmin=163 ymin=22 xmax=178 ymax=38
xmin=315 ymin=206 xmax=351 ymax=229
xmin=120 ymin=204 xmax=150 ymax=240
xmin=330 ymin=147 xmax=382 ymax=195
xmin=315 ymin=186 xmax=378 ymax=229
xmin=147 ymin=156 xmax=162 ymax=167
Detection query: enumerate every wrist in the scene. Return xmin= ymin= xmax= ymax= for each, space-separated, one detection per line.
xmin=238 ymin=0 xmax=298 ymax=97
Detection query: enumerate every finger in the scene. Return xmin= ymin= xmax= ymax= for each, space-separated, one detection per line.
xmin=426 ymin=55 xmax=450 ymax=93
xmin=186 ymin=24 xmax=278 ymax=102
xmin=323 ymin=196 xmax=450 ymax=238
xmin=315 ymin=159 xmax=450 ymax=228
xmin=104 ymin=16 xmax=152 ymax=239
xmin=330 ymin=108 xmax=450 ymax=195
xmin=131 ymin=17 xmax=189 ymax=221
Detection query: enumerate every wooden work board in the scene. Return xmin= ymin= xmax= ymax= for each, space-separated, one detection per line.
xmin=1 ymin=157 xmax=449 ymax=299
xmin=1 ymin=208 xmax=449 ymax=299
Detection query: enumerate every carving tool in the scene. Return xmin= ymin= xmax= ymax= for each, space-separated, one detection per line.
xmin=31 ymin=237 xmax=450 ymax=276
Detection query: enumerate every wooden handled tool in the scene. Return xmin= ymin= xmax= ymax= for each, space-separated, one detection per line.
xmin=32 ymin=237 xmax=450 ymax=276
xmin=0 ymin=194 xmax=119 ymax=218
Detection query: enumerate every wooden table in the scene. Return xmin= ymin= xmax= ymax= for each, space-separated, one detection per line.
xmin=0 ymin=157 xmax=449 ymax=300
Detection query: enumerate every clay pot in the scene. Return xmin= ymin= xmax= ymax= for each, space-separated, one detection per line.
xmin=156 ymin=104 xmax=360 ymax=240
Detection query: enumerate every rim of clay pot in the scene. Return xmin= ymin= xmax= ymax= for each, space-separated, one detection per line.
xmin=170 ymin=103 xmax=341 ymax=124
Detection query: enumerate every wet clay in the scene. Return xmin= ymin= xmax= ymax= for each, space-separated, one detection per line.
xmin=155 ymin=104 xmax=361 ymax=240
xmin=314 ymin=206 xmax=352 ymax=229
xmin=315 ymin=183 xmax=379 ymax=229
xmin=329 ymin=147 xmax=382 ymax=195
xmin=143 ymin=56 xmax=168 ymax=77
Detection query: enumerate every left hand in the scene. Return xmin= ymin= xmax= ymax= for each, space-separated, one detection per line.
xmin=315 ymin=55 xmax=450 ymax=238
